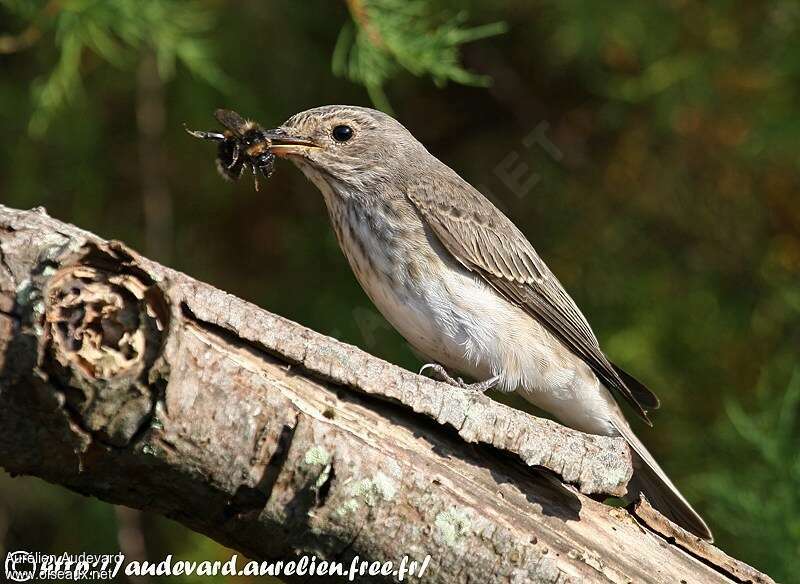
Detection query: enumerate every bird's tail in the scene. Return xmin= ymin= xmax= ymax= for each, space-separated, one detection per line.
xmin=610 ymin=417 xmax=713 ymax=541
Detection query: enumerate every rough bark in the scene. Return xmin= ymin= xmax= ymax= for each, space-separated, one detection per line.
xmin=0 ymin=205 xmax=773 ymax=584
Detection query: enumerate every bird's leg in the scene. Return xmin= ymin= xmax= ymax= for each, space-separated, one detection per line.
xmin=467 ymin=374 xmax=501 ymax=393
xmin=419 ymin=363 xmax=500 ymax=394
xmin=419 ymin=363 xmax=460 ymax=385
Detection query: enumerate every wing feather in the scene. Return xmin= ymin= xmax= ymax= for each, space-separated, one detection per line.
xmin=407 ymin=172 xmax=657 ymax=423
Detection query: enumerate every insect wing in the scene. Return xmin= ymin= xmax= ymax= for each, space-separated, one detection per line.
xmin=214 ymin=109 xmax=252 ymax=137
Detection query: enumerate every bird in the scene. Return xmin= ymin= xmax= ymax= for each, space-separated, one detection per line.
xmin=262 ymin=104 xmax=712 ymax=541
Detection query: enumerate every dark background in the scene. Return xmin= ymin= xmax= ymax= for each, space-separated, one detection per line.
xmin=1 ymin=0 xmax=798 ymax=581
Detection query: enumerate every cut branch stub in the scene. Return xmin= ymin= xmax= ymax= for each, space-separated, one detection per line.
xmin=39 ymin=242 xmax=170 ymax=447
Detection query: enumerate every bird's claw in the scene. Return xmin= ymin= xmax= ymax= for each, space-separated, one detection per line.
xmin=419 ymin=363 xmax=499 ymax=394
xmin=466 ymin=375 xmax=501 ymax=393
xmin=419 ymin=363 xmax=462 ymax=385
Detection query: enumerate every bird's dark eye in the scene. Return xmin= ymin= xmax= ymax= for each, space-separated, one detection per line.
xmin=331 ymin=125 xmax=354 ymax=142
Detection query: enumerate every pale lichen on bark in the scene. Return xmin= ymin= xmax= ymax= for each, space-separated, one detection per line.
xmin=0 ymin=205 xmax=774 ymax=584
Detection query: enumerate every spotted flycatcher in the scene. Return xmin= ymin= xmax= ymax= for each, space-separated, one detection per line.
xmin=260 ymin=105 xmax=711 ymax=540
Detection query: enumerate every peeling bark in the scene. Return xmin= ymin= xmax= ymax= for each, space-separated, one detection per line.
xmin=0 ymin=205 xmax=773 ymax=584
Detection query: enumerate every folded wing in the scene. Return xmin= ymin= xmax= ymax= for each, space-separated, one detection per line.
xmin=406 ymin=171 xmax=659 ymax=423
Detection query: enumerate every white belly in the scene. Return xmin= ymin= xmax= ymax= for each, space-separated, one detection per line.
xmin=357 ymin=254 xmax=618 ymax=435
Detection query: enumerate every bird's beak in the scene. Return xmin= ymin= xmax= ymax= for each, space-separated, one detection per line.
xmin=263 ymin=129 xmax=320 ymax=157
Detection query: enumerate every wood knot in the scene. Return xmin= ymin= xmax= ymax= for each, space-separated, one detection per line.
xmin=46 ymin=266 xmax=163 ymax=380
xmin=39 ymin=241 xmax=170 ymax=446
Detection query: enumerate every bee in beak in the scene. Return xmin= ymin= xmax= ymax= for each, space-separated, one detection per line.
xmin=186 ymin=108 xmax=318 ymax=191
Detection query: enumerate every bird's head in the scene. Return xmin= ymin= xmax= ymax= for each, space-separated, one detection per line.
xmin=267 ymin=105 xmax=427 ymax=195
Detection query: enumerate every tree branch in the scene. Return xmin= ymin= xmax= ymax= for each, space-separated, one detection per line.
xmin=0 ymin=205 xmax=772 ymax=583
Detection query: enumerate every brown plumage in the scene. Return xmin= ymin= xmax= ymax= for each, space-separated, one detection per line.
xmin=407 ymin=170 xmax=660 ymax=424
xmin=248 ymin=104 xmax=712 ymax=541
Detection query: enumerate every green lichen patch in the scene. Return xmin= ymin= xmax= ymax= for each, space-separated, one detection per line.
xmin=435 ymin=507 xmax=473 ymax=547
xmin=335 ymin=498 xmax=359 ymax=517
xmin=303 ymin=445 xmax=331 ymax=466
xmin=314 ymin=463 xmax=332 ymax=489
xmin=351 ymin=471 xmax=397 ymax=507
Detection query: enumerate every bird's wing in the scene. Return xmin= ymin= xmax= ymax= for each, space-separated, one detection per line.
xmin=406 ymin=172 xmax=659 ymax=423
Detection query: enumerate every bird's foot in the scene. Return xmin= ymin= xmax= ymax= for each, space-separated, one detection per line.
xmin=419 ymin=363 xmax=461 ymax=385
xmin=467 ymin=375 xmax=501 ymax=393
xmin=419 ymin=363 xmax=500 ymax=394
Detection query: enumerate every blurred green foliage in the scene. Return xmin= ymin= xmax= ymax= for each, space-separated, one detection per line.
xmin=702 ymin=370 xmax=800 ymax=574
xmin=2 ymin=0 xmax=230 ymax=134
xmin=0 ymin=0 xmax=797 ymax=581
xmin=332 ymin=0 xmax=506 ymax=109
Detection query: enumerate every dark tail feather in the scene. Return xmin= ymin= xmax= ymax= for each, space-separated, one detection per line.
xmin=611 ymin=418 xmax=713 ymax=541
xmin=612 ymin=363 xmax=661 ymax=410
